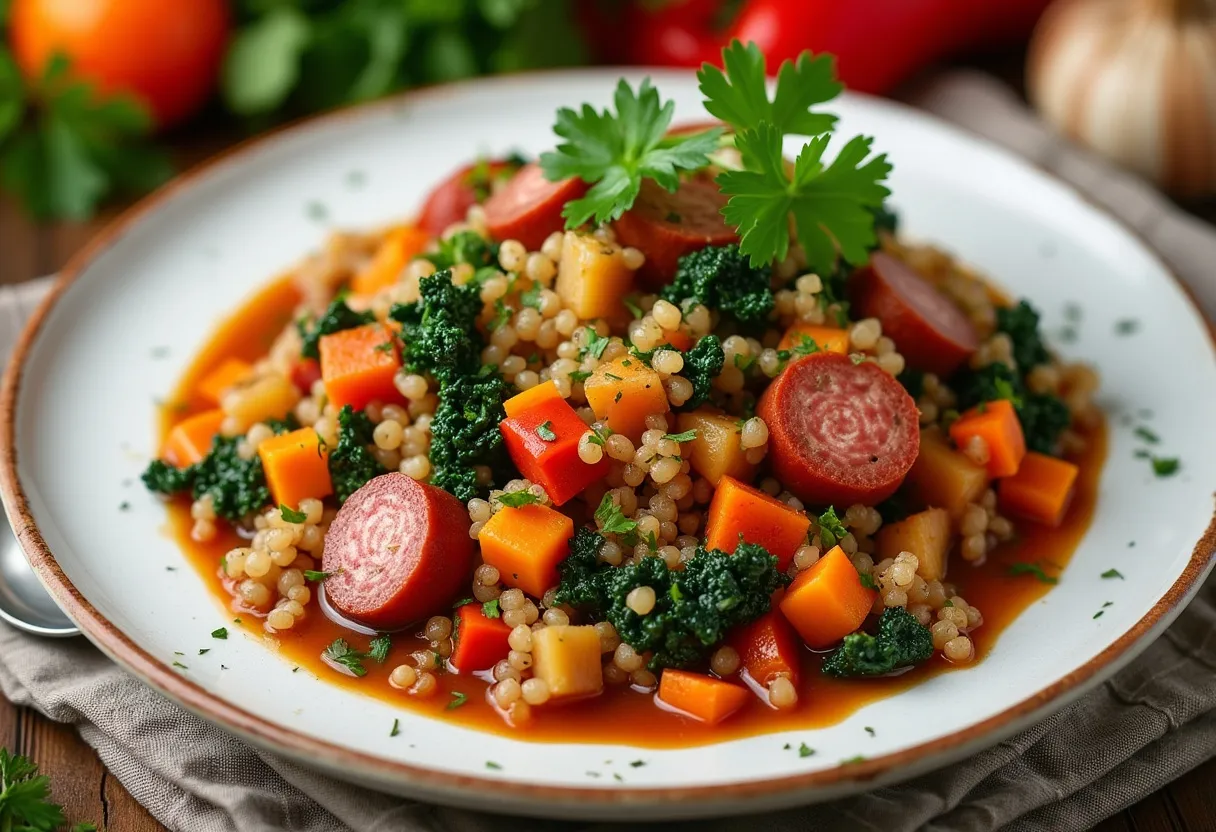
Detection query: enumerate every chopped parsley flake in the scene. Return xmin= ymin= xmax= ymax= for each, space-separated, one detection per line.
xmin=1134 ymin=426 xmax=1160 ymax=444
xmin=1007 ymin=562 xmax=1058 ymax=585
xmin=303 ymin=569 xmax=339 ymax=582
xmin=584 ymin=328 xmax=610 ymax=359
xmin=483 ymin=599 xmax=502 ymax=619
xmin=663 ymin=429 xmax=697 ymax=443
xmin=536 ymin=421 xmax=557 ymax=442
xmin=211 ymin=627 xmax=228 ymax=639
xmin=447 ymin=691 xmax=468 ymax=710
xmin=390 ymin=718 xmax=400 ymax=737
xmin=1101 ymin=569 xmax=1125 ymax=580
xmin=1115 ymin=318 xmax=1140 ymax=336
xmin=486 ymin=761 xmax=503 ymax=770
xmin=497 ymin=490 xmax=541 ymax=508
xmin=279 ymin=504 xmax=307 ymax=523
xmin=594 ymin=493 xmax=637 ymax=535
xmin=799 ymin=743 xmax=815 ymax=758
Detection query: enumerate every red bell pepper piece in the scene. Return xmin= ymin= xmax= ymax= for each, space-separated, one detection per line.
xmin=499 ymin=387 xmax=609 ymax=506
xmin=450 ymin=603 xmax=512 ymax=673
xmin=290 ymin=358 xmax=323 ymax=395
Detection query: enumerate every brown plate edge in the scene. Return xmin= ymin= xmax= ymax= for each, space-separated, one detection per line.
xmin=1 ymin=69 xmax=1215 ymax=816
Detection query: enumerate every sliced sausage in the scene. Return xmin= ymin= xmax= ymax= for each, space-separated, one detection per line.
xmin=322 ymin=473 xmax=473 ymax=630
xmin=758 ymin=352 xmax=920 ymax=507
xmin=612 ymin=176 xmax=737 ymax=287
xmin=847 ymin=253 xmax=979 ymax=377
xmin=417 ymin=158 xmax=520 ymax=238
xmin=483 ymin=162 xmax=587 ymax=251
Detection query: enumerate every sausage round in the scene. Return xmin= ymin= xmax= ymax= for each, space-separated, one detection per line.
xmin=483 ymin=162 xmax=587 ymax=251
xmin=417 ymin=159 xmax=519 ymax=238
xmin=757 ymin=352 xmax=920 ymax=507
xmin=321 ymin=473 xmax=473 ymax=630
xmin=847 ymin=252 xmax=979 ymax=377
xmin=612 ymin=176 xmax=737 ymax=287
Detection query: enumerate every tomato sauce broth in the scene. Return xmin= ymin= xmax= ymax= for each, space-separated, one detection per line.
xmin=158 ymin=276 xmax=1108 ymax=748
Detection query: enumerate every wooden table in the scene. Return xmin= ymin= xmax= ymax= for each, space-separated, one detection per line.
xmin=2 ymin=123 xmax=1215 ymax=832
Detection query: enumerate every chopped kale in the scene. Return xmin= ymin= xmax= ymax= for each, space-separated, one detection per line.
xmin=423 ymin=230 xmax=498 ymax=271
xmin=821 ymin=608 xmax=934 ymax=678
xmin=897 ymin=368 xmax=925 ymax=400
xmin=661 ymin=244 xmax=774 ymax=328
xmin=996 ymin=300 xmax=1051 ymax=371
xmin=297 ymin=298 xmax=375 ymax=360
xmin=955 ymin=363 xmax=1071 ymax=456
xmin=328 ymin=405 xmax=383 ymax=503
xmin=681 ymin=335 xmax=725 ymax=410
xmin=390 ymin=270 xmax=485 ymax=385
xmin=427 ymin=368 xmax=512 ymax=502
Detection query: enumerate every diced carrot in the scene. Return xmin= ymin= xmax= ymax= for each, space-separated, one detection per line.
xmin=503 ymin=379 xmax=561 ymax=418
xmin=258 ymin=427 xmax=333 ymax=509
xmin=779 ymin=546 xmax=876 ymax=649
xmin=676 ymin=408 xmax=756 ymax=486
xmin=659 ymin=328 xmax=693 ymax=352
xmin=777 ymin=323 xmax=850 ymax=355
xmin=658 ymin=669 xmax=750 ymax=725
xmin=478 ymin=503 xmax=574 ymax=597
xmin=290 ymin=359 xmax=322 ymax=394
xmin=197 ymin=358 xmax=252 ymax=406
xmin=500 ymin=394 xmax=608 ymax=506
xmin=905 ymin=427 xmax=991 ymax=518
xmin=704 ymin=475 xmax=810 ymax=570
xmin=319 ymin=323 xmax=403 ymax=411
xmin=949 ymin=398 xmax=1026 ymax=478
xmin=449 ymin=603 xmax=512 ymax=673
xmin=351 ymin=225 xmax=431 ymax=296
xmin=998 ymin=451 xmax=1079 ymax=527
xmin=730 ymin=610 xmax=802 ymax=688
xmin=162 ymin=409 xmax=225 ymax=467
xmin=584 ymin=354 xmax=669 ymax=439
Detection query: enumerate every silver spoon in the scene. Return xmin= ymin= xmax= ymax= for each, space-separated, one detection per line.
xmin=0 ymin=520 xmax=77 ymax=637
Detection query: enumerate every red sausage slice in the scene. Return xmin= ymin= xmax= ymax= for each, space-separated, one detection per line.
xmin=417 ymin=159 xmax=520 ymax=238
xmin=848 ymin=253 xmax=979 ymax=377
xmin=758 ymin=352 xmax=920 ymax=507
xmin=483 ymin=162 xmax=587 ymax=251
xmin=322 ymin=473 xmax=473 ymax=630
xmin=612 ymin=176 xmax=737 ymax=287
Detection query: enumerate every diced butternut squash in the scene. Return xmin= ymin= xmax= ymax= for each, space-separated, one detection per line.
xmin=258 ymin=427 xmax=333 ymax=509
xmin=778 ymin=323 xmax=849 ymax=355
xmin=676 ymin=408 xmax=756 ymax=486
xmin=351 ymin=225 xmax=431 ymax=296
xmin=658 ymin=669 xmax=749 ymax=724
xmin=999 ymin=451 xmax=1079 ymax=527
xmin=449 ymin=603 xmax=512 ymax=673
xmin=530 ymin=625 xmax=604 ymax=701
xmin=704 ymin=475 xmax=810 ymax=570
xmin=477 ymin=503 xmax=574 ymax=597
xmin=730 ymin=610 xmax=802 ymax=688
xmin=949 ymin=398 xmax=1026 ymax=478
xmin=162 ymin=409 xmax=225 ymax=467
xmin=779 ymin=546 xmax=876 ymax=649
xmin=876 ymin=507 xmax=952 ymax=582
xmin=503 ymin=379 xmax=561 ymax=418
xmin=555 ymin=231 xmax=634 ymax=321
xmin=905 ymin=427 xmax=991 ymax=518
xmin=220 ymin=373 xmax=300 ymax=432
xmin=584 ymin=354 xmax=668 ymax=439
xmin=197 ymin=358 xmax=252 ymax=406
xmin=319 ymin=323 xmax=402 ymax=411
xmin=500 ymin=392 xmax=608 ymax=505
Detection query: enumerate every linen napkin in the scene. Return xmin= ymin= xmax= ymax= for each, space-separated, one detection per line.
xmin=3 ymin=71 xmax=1216 ymax=832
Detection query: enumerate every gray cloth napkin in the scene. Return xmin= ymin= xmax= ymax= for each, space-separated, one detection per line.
xmin=4 ymin=71 xmax=1216 ymax=832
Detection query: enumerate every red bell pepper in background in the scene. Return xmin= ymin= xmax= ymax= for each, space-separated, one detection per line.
xmin=585 ymin=0 xmax=1055 ymax=96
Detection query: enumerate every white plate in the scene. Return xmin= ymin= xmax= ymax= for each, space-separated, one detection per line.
xmin=3 ymin=70 xmax=1214 ymax=820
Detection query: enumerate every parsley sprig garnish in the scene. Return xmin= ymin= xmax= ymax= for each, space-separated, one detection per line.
xmin=0 ymin=748 xmax=97 ymax=832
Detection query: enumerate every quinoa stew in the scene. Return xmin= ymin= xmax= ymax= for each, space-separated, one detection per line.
xmin=143 ymin=42 xmax=1107 ymax=742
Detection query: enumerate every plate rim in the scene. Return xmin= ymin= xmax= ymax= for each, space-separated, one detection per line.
xmin=2 ymin=67 xmax=1215 ymax=814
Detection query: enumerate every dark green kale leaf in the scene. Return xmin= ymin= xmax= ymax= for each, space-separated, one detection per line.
xmin=187 ymin=436 xmax=271 ymax=522
xmin=328 ymin=404 xmax=383 ymax=503
xmin=297 ymin=298 xmax=375 ymax=360
xmin=821 ymin=607 xmax=934 ymax=678
xmin=954 ymin=363 xmax=1071 ymax=456
xmin=141 ymin=459 xmax=194 ymax=495
xmin=661 ymin=244 xmax=774 ymax=327
xmin=996 ymin=300 xmax=1050 ymax=371
xmin=555 ymin=532 xmax=790 ymax=671
xmin=681 ymin=335 xmax=724 ymax=410
xmin=427 ymin=367 xmax=512 ymax=502
xmin=423 ymin=230 xmax=498 ymax=271
xmin=390 ymin=270 xmax=485 ymax=385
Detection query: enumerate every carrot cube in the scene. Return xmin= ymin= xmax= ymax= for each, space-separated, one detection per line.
xmin=197 ymin=358 xmax=252 ymax=406
xmin=162 ymin=409 xmax=225 ymax=467
xmin=319 ymin=323 xmax=402 ymax=411
xmin=258 ymin=427 xmax=333 ymax=509
xmin=778 ymin=323 xmax=850 ymax=355
xmin=503 ymin=379 xmax=561 ymax=418
xmin=478 ymin=503 xmax=574 ymax=597
xmin=779 ymin=546 xmax=876 ymax=649
xmin=704 ymin=475 xmax=811 ymax=570
xmin=584 ymin=354 xmax=669 ymax=439
xmin=949 ymin=398 xmax=1027 ymax=478
xmin=676 ymin=408 xmax=756 ymax=486
xmin=500 ymin=393 xmax=607 ymax=506
xmin=658 ymin=669 xmax=750 ymax=724
xmin=729 ymin=609 xmax=803 ymax=688
xmin=449 ymin=603 xmax=512 ymax=673
xmin=531 ymin=625 xmax=604 ymax=700
xmin=659 ymin=328 xmax=693 ymax=352
xmin=351 ymin=225 xmax=431 ymax=296
xmin=999 ymin=451 xmax=1079 ymax=527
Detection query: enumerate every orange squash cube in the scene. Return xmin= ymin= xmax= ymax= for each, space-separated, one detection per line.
xmin=778 ymin=323 xmax=850 ymax=355
xmin=658 ymin=669 xmax=750 ymax=724
xmin=478 ymin=503 xmax=573 ymax=597
xmin=319 ymin=323 xmax=402 ymax=411
xmin=197 ymin=358 xmax=252 ymax=406
xmin=555 ymin=231 xmax=634 ymax=321
xmin=999 ymin=452 xmax=1079 ymax=527
xmin=676 ymin=408 xmax=756 ymax=486
xmin=258 ymin=427 xmax=333 ymax=509
xmin=949 ymin=398 xmax=1027 ymax=478
xmin=583 ymin=354 xmax=668 ymax=439
xmin=351 ymin=225 xmax=431 ymax=296
xmin=162 ymin=409 xmax=225 ymax=467
xmin=704 ymin=475 xmax=810 ymax=570
xmin=779 ymin=546 xmax=876 ymax=649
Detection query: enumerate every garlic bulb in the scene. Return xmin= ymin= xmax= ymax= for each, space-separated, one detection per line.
xmin=1028 ymin=0 xmax=1216 ymax=196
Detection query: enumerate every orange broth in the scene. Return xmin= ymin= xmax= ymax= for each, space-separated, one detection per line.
xmin=157 ymin=275 xmax=1108 ymax=748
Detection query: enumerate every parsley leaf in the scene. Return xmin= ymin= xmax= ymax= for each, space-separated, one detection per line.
xmin=447 ymin=691 xmax=469 ymax=710
xmin=483 ymin=599 xmax=502 ymax=619
xmin=816 ymin=506 xmax=849 ymax=549
xmin=1101 ymin=569 xmax=1125 ymax=580
xmin=211 ymin=627 xmax=228 ymax=639
xmin=279 ymin=504 xmax=307 ymax=523
xmin=497 ymin=490 xmax=541 ymax=508
xmin=663 ymin=429 xmax=697 ymax=443
xmin=718 ymin=125 xmax=891 ymax=271
xmin=303 ymin=569 xmax=338 ymax=582
xmin=540 ymin=77 xmax=723 ymax=227
xmin=0 ymin=748 xmax=98 ymax=832
xmin=698 ymin=40 xmax=841 ymax=137
xmin=1007 ymin=562 xmax=1059 ymax=585
xmin=586 ymin=424 xmax=613 ymax=446
xmin=390 ymin=718 xmax=400 ymax=737
xmin=583 ymin=327 xmax=610 ymax=359
xmin=594 ymin=492 xmax=637 ymax=535
xmin=323 ymin=638 xmax=369 ymax=677
xmin=536 ymin=421 xmax=557 ymax=441
xmin=798 ymin=742 xmax=816 ymax=758
xmin=367 ymin=635 xmax=392 ymax=664
xmin=1134 ymin=426 xmax=1160 ymax=444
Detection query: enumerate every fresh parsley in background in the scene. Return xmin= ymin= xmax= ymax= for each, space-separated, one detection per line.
xmin=0 ymin=748 xmax=97 ymax=832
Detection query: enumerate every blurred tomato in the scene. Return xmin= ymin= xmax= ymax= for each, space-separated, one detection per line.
xmin=9 ymin=0 xmax=230 ymax=129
